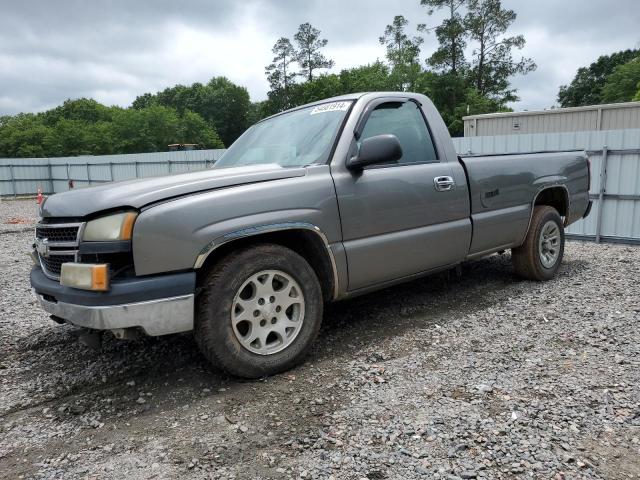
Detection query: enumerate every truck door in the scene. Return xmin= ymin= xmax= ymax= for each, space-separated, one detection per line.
xmin=331 ymin=99 xmax=471 ymax=291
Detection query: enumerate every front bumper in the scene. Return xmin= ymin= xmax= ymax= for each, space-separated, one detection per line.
xmin=31 ymin=267 xmax=196 ymax=336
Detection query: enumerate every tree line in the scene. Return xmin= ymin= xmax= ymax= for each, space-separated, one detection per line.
xmin=258 ymin=0 xmax=537 ymax=135
xmin=1 ymin=0 xmax=638 ymax=159
xmin=557 ymin=48 xmax=640 ymax=107
xmin=0 ymin=98 xmax=225 ymax=158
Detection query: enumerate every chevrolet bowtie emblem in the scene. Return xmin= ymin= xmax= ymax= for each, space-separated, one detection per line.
xmin=35 ymin=238 xmax=50 ymax=258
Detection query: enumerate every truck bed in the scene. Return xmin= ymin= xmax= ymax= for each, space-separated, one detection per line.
xmin=459 ymin=151 xmax=591 ymax=258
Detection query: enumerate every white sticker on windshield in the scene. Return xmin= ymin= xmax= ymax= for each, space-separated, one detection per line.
xmin=310 ymin=101 xmax=350 ymax=115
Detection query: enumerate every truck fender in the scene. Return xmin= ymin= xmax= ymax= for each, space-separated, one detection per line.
xmin=520 ymin=184 xmax=570 ymax=245
xmin=193 ymin=222 xmax=340 ymax=300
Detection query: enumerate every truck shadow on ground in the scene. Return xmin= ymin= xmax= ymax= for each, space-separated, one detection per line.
xmin=9 ymin=253 xmax=587 ymax=420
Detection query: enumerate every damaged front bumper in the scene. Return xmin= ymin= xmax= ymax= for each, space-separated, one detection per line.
xmin=30 ymin=267 xmax=195 ymax=336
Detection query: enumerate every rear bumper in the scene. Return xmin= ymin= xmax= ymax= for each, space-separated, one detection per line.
xmin=583 ymin=200 xmax=593 ymax=218
xmin=30 ymin=267 xmax=195 ymax=336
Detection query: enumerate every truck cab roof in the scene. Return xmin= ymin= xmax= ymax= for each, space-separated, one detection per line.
xmin=260 ymin=92 xmax=425 ymax=123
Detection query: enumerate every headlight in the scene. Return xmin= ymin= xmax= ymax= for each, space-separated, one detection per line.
xmin=83 ymin=211 xmax=138 ymax=241
xmin=60 ymin=263 xmax=109 ymax=291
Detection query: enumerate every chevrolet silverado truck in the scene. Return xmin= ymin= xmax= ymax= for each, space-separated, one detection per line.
xmin=31 ymin=92 xmax=592 ymax=378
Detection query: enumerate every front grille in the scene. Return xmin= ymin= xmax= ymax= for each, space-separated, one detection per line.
xmin=40 ymin=254 xmax=77 ymax=277
xmin=35 ymin=221 xmax=83 ymax=279
xmin=35 ymin=221 xmax=134 ymax=281
xmin=36 ymin=225 xmax=80 ymax=243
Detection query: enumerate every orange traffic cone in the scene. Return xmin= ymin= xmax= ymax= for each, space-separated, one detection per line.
xmin=37 ymin=187 xmax=43 ymax=205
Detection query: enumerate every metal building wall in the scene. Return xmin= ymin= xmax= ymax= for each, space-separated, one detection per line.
xmin=453 ymin=129 xmax=640 ymax=244
xmin=463 ymin=101 xmax=640 ymax=137
xmin=602 ymin=105 xmax=640 ymax=130
xmin=0 ymin=149 xmax=226 ymax=196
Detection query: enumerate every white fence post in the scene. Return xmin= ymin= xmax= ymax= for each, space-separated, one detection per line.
xmin=594 ymin=145 xmax=608 ymax=243
xmin=9 ymin=164 xmax=16 ymax=197
xmin=47 ymin=161 xmax=54 ymax=194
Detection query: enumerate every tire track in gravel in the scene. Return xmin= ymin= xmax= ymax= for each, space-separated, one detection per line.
xmin=0 ymin=337 xmax=210 ymax=419
xmin=2 ymin=252 xmax=586 ymax=422
xmin=0 ymin=229 xmax=33 ymax=236
xmin=1 ymin=255 xmax=505 ymax=420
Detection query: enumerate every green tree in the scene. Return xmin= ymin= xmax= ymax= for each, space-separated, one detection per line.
xmin=339 ymin=62 xmax=395 ymax=92
xmin=557 ymin=49 xmax=640 ymax=107
xmin=111 ymin=106 xmax=180 ymax=153
xmin=418 ymin=71 xmax=464 ymax=131
xmin=452 ymin=87 xmax=510 ymax=133
xmin=86 ymin=121 xmax=117 ymax=155
xmin=247 ymin=101 xmax=269 ymax=125
xmin=0 ymin=114 xmax=50 ymax=157
xmin=465 ymin=0 xmax=535 ymax=102
xmin=419 ymin=0 xmax=469 ymax=120
xmin=131 ymin=92 xmax=157 ymax=109
xmin=600 ymin=57 xmax=640 ymax=103
xmin=0 ymin=102 xmax=222 ymax=158
xmin=111 ymin=105 xmax=224 ymax=153
xmin=293 ymin=23 xmax=334 ymax=81
xmin=420 ymin=0 xmax=468 ymax=75
xmin=132 ymin=77 xmax=250 ymax=146
xmin=179 ymin=110 xmax=224 ymax=148
xmin=42 ymin=98 xmax=113 ymax=126
xmin=149 ymin=84 xmax=196 ymax=113
xmin=43 ymin=119 xmax=97 ymax=156
xmin=379 ymin=15 xmax=424 ymax=91
xmin=289 ymin=74 xmax=343 ymax=106
xmin=260 ymin=62 xmax=395 ymax=118
xmin=199 ymin=77 xmax=250 ymax=146
xmin=265 ymin=37 xmax=297 ymax=111
xmin=633 ymin=83 xmax=640 ymax=101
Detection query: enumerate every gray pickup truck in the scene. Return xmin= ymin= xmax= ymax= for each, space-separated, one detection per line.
xmin=31 ymin=92 xmax=592 ymax=377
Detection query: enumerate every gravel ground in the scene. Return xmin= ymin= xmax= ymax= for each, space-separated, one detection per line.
xmin=0 ymin=199 xmax=638 ymax=479
xmin=0 ymin=198 xmax=39 ymax=233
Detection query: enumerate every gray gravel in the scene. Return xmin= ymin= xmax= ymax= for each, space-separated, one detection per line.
xmin=0 ymin=197 xmax=39 ymax=233
xmin=0 ymin=199 xmax=638 ymax=479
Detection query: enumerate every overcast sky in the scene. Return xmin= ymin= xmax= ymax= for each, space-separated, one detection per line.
xmin=1 ymin=0 xmax=639 ymax=116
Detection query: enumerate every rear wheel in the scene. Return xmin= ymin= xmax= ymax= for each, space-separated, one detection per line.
xmin=512 ymin=205 xmax=565 ymax=281
xmin=195 ymin=244 xmax=323 ymax=378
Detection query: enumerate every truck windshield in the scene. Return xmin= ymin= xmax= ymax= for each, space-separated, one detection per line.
xmin=214 ymin=100 xmax=352 ymax=169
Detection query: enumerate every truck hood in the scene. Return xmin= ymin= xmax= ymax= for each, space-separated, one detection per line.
xmin=41 ymin=164 xmax=306 ymax=218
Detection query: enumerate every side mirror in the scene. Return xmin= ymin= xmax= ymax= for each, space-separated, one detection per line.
xmin=347 ymin=134 xmax=403 ymax=170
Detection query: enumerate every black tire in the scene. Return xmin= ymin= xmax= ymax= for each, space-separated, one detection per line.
xmin=512 ymin=205 xmax=565 ymax=281
xmin=195 ymin=244 xmax=323 ymax=378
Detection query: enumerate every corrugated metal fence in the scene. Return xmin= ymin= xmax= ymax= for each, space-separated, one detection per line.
xmin=453 ymin=128 xmax=640 ymax=244
xmin=0 ymin=149 xmax=226 ymax=196
xmin=1 ymin=130 xmax=638 ymax=244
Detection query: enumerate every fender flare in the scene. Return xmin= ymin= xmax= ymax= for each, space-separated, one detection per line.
xmin=193 ymin=222 xmax=340 ymax=300
xmin=520 ymin=184 xmax=570 ymax=245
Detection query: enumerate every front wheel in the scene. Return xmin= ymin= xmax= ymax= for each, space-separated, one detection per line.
xmin=195 ymin=244 xmax=323 ymax=378
xmin=512 ymin=205 xmax=565 ymax=281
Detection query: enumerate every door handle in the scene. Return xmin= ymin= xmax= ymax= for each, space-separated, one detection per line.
xmin=433 ymin=176 xmax=455 ymax=191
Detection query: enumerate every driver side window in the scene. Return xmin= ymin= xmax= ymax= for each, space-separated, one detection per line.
xmin=360 ymin=101 xmax=438 ymax=165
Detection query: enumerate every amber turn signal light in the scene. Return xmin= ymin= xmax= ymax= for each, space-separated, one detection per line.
xmin=60 ymin=263 xmax=110 ymax=291
xmin=119 ymin=212 xmax=137 ymax=241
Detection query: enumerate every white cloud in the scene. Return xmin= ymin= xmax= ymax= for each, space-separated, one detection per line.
xmin=0 ymin=0 xmax=638 ymax=115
